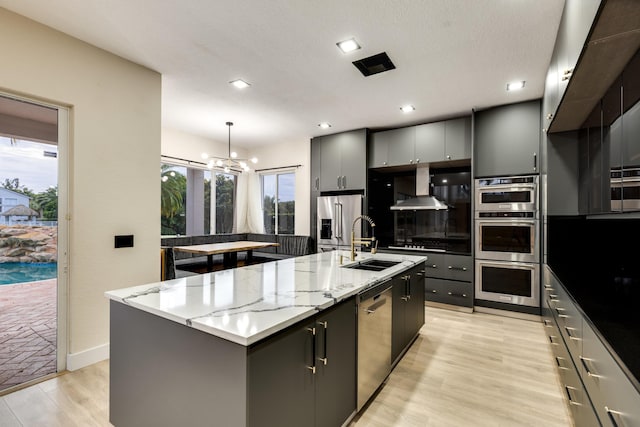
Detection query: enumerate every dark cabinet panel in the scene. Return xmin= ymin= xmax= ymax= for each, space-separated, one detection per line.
xmin=474 ymin=99 xmax=541 ymax=177
xmin=248 ymin=298 xmax=357 ymax=427
xmin=391 ymin=264 xmax=425 ymax=365
xmin=315 ymin=129 xmax=367 ymax=191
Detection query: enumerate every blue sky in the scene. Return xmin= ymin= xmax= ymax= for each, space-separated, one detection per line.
xmin=0 ymin=137 xmax=58 ymax=193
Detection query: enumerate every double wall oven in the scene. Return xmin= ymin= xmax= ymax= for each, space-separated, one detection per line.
xmin=474 ymin=175 xmax=540 ymax=308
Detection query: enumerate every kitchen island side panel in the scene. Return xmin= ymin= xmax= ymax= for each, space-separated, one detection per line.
xmin=109 ymin=301 xmax=248 ymax=427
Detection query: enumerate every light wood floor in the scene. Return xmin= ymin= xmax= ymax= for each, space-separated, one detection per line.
xmin=0 ymin=306 xmax=573 ymax=427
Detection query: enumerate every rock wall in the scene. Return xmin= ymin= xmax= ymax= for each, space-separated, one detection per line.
xmin=0 ymin=225 xmax=57 ymax=263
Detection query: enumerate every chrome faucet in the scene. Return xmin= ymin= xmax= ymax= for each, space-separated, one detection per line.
xmin=351 ymin=215 xmax=377 ymax=261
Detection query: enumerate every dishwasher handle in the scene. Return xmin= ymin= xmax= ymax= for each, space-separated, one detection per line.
xmin=364 ymin=297 xmax=387 ymax=314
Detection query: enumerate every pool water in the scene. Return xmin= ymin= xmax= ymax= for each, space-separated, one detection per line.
xmin=0 ymin=263 xmax=57 ymax=285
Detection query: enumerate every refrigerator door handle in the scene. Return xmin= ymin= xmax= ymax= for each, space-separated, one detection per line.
xmin=334 ymin=203 xmax=340 ymax=238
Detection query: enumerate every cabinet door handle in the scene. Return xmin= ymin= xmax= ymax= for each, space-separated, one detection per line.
xmin=564 ymin=326 xmax=580 ymax=341
xmin=605 ymin=406 xmax=625 ymax=427
xmin=307 ymin=327 xmax=316 ymax=374
xmin=555 ymin=356 xmax=569 ymax=370
xmin=446 ymin=155 xmax=451 ymax=160
xmin=337 ymin=176 xmax=341 ymax=188
xmin=448 ymin=265 xmax=467 ymax=271
xmin=427 ymin=264 xmax=438 ymax=269
xmin=447 ymin=292 xmax=467 ymax=298
xmin=317 ymin=321 xmax=328 ymax=366
xmin=428 ymin=289 xmax=437 ymax=293
xmin=579 ymin=356 xmax=602 ymax=378
xmin=533 ymin=152 xmax=537 ymax=171
xmin=315 ymin=177 xmax=319 ymax=190
xmin=564 ymin=386 xmax=582 ymax=406
xmin=342 ymin=176 xmax=347 ymax=189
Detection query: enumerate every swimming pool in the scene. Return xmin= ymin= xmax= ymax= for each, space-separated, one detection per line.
xmin=0 ymin=263 xmax=57 ymax=285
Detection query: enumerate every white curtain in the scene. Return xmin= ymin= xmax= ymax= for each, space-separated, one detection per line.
xmin=235 ymin=172 xmax=264 ymax=233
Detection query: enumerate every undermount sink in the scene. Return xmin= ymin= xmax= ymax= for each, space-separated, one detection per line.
xmin=344 ymin=259 xmax=401 ymax=272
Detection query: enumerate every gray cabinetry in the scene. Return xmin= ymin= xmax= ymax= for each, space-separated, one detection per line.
xmin=474 ymin=100 xmax=541 ymax=177
xmin=542 ymin=268 xmax=600 ymax=426
xmin=314 ymin=129 xmax=367 ymax=191
xmin=443 ymin=116 xmax=472 ymax=161
xmin=581 ymin=321 xmax=640 ymax=427
xmin=387 ymin=127 xmax=417 ymax=167
xmin=414 ymin=121 xmax=445 ymax=163
xmin=248 ymin=297 xmax=357 ymax=427
xmin=369 ymin=116 xmax=471 ymax=169
xmin=391 ymin=264 xmax=425 ymax=365
xmin=424 ymin=253 xmax=473 ymax=309
xmin=542 ymin=0 xmax=600 ymax=130
xmin=543 ymin=266 xmax=640 ymax=427
xmin=310 ymin=139 xmax=322 ymax=243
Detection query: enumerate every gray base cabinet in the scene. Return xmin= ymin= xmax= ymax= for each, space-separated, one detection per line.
xmin=110 ymin=298 xmax=356 ymax=427
xmin=392 ymin=264 xmax=426 ymax=365
xmin=249 ymin=297 xmax=357 ymax=427
xmin=543 ymin=266 xmax=640 ymax=427
xmin=474 ymin=99 xmax=541 ymax=177
xmin=424 ymin=253 xmax=473 ymax=308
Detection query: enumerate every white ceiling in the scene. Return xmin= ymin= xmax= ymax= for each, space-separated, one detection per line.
xmin=0 ymin=0 xmax=565 ymax=149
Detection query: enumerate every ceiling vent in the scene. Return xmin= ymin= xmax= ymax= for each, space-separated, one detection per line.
xmin=352 ymin=52 xmax=396 ymax=77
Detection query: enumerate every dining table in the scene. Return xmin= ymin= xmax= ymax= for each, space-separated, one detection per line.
xmin=172 ymin=240 xmax=280 ymax=271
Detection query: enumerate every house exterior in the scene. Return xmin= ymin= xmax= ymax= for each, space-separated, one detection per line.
xmin=0 ymin=188 xmax=30 ymax=224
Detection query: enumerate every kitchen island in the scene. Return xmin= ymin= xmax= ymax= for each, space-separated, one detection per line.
xmin=105 ymin=250 xmax=426 ymax=427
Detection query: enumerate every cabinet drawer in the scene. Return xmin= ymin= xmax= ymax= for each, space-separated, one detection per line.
xmin=425 ymin=278 xmax=473 ymax=308
xmin=547 ymin=281 xmax=582 ymax=364
xmin=424 ymin=253 xmax=472 ymax=282
xmin=582 ymin=321 xmax=640 ymax=427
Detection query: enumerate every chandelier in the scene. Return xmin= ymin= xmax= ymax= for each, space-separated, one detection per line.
xmin=201 ymin=121 xmax=257 ymax=173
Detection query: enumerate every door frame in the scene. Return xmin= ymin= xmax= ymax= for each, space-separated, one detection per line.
xmin=0 ymin=90 xmax=69 ymax=372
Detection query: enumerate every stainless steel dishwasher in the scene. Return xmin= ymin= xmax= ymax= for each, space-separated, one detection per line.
xmin=356 ymin=279 xmax=392 ymax=411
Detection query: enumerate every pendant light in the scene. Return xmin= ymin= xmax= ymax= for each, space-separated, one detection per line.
xmin=201 ymin=122 xmax=257 ymax=172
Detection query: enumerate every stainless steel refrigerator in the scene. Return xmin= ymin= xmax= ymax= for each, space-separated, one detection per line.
xmin=317 ymin=194 xmax=362 ymax=251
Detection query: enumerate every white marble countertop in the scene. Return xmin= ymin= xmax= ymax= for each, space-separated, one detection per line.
xmin=105 ymin=251 xmax=426 ymax=346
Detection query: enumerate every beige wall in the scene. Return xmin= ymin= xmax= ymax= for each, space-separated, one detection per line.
xmin=251 ymin=140 xmax=311 ymax=235
xmin=0 ymin=8 xmax=161 ymax=362
xmin=162 ymin=128 xmax=312 ymax=236
xmin=162 ymin=127 xmax=248 ymax=163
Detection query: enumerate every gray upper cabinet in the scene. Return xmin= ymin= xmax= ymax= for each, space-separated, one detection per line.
xmin=543 ymin=0 xmax=601 ymax=129
xmin=444 ymin=116 xmax=471 ymax=160
xmin=315 ymin=129 xmax=367 ymax=191
xmin=474 ymin=99 xmax=541 ymax=177
xmin=414 ymin=122 xmax=444 ymax=164
xmin=369 ymin=116 xmax=471 ymax=169
xmin=386 ymin=127 xmax=416 ymax=167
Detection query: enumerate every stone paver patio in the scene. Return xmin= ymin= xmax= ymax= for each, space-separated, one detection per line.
xmin=0 ymin=279 xmax=56 ymax=392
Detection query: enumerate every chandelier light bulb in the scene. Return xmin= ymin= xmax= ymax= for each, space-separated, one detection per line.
xmin=216 ymin=159 xmax=223 ymax=167
xmin=230 ymin=151 xmax=238 ymax=159
xmin=251 ymin=157 xmax=258 ymax=164
xmin=224 ymin=166 xmax=230 ymax=173
xmin=161 ymin=176 xmax=168 ymax=182
xmin=201 ymin=152 xmax=209 ymax=159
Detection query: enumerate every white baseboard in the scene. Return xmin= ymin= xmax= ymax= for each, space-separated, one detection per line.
xmin=66 ymin=343 xmax=109 ymax=371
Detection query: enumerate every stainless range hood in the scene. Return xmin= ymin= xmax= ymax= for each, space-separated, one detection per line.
xmin=390 ymin=166 xmax=449 ymax=211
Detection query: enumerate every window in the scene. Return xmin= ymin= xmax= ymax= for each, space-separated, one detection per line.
xmin=213 ymin=172 xmax=236 ymax=233
xmin=161 ymin=164 xmax=186 ymax=236
xmin=161 ymin=162 xmax=236 ymax=236
xmin=261 ymin=171 xmax=295 ymax=234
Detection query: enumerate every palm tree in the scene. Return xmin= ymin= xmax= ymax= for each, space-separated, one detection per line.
xmin=160 ymin=165 xmax=185 ymax=218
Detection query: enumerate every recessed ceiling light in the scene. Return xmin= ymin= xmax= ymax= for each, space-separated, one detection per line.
xmin=506 ymin=81 xmax=525 ymax=91
xmin=318 ymin=122 xmax=332 ymax=129
xmin=400 ymin=105 xmax=415 ymax=113
xmin=230 ymin=79 xmax=250 ymax=89
xmin=336 ymin=38 xmax=361 ymax=53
